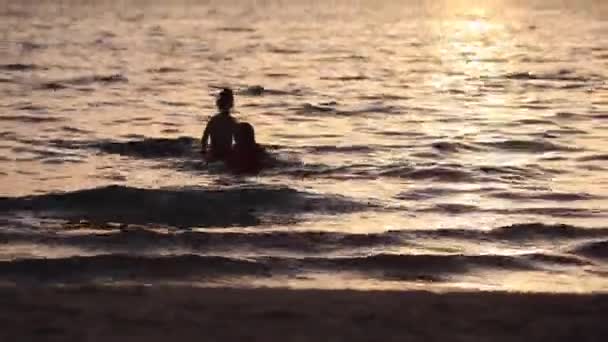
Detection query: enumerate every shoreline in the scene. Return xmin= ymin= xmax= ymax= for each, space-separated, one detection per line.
xmin=1 ymin=285 xmax=607 ymax=341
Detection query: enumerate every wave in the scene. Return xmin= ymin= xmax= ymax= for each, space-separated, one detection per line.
xmin=379 ymin=166 xmax=476 ymax=182
xmin=431 ymin=141 xmax=484 ymax=152
xmin=543 ymin=127 xmax=588 ymax=136
xmin=216 ymin=27 xmax=256 ymax=32
xmin=489 ymin=191 xmax=597 ymax=201
xmin=85 ymin=136 xmax=369 ymax=163
xmin=93 ymin=137 xmax=198 ymax=158
xmin=571 ymin=240 xmax=608 ymax=260
xmin=511 ymin=207 xmax=603 ymax=218
xmin=0 ymin=220 xmax=604 ymax=285
xmin=0 ymin=252 xmax=545 ymax=284
xmin=30 ymin=137 xmax=596 ymax=185
xmin=295 ymin=103 xmax=398 ymax=116
xmin=389 ymin=162 xmax=555 ymax=184
xmin=477 ymin=164 xmax=557 ymax=178
xmin=146 ymin=67 xmax=184 ymax=74
xmin=338 ymin=104 xmax=399 ymax=116
xmin=357 ymin=94 xmax=410 ymax=101
xmin=419 ymin=205 xmax=601 ymax=218
xmin=383 ymin=223 xmax=608 ymax=243
xmin=553 ymin=112 xmax=585 ymax=120
xmin=0 ymin=115 xmax=63 ymax=123
xmin=593 ymin=113 xmax=608 ymax=119
xmin=16 ymin=104 xmax=47 ymax=111
xmin=267 ymin=47 xmax=302 ymax=54
xmin=305 ymin=145 xmax=375 ymax=154
xmin=395 ymin=186 xmax=500 ymax=201
xmin=87 ymin=136 xmax=373 ymax=160
xmin=379 ymin=163 xmax=554 ymax=184
xmin=503 ymin=70 xmax=594 ymax=82
xmin=50 ymin=137 xmax=347 ymax=176
xmin=512 ymin=118 xmax=558 ymax=126
xmin=0 ymin=250 xmax=590 ymax=284
xmin=0 ymin=255 xmax=268 ymax=282
xmin=237 ymin=85 xmax=302 ymax=96
xmin=488 ymin=223 xmax=608 ymax=240
xmin=296 ymin=253 xmax=537 ymax=281
xmin=420 ymin=203 xmax=480 ymax=214
xmin=4 ymin=223 xmax=606 ymax=254
xmin=0 ymin=185 xmax=369 ymax=228
xmin=0 ymin=63 xmax=40 ymax=71
xmin=268 ymin=161 xmax=556 ymax=183
xmin=72 ymin=74 xmax=128 ymax=84
xmin=0 ymin=229 xmax=402 ymax=254
xmin=87 ymin=137 xmax=300 ymax=175
xmin=297 ymin=103 xmax=336 ymax=114
xmin=320 ymin=75 xmax=368 ymax=81
xmin=38 ymin=82 xmax=70 ymax=91
xmin=523 ymin=253 xmax=590 ymax=266
xmin=81 ymin=137 xmax=375 ymax=178
xmin=577 ymin=154 xmax=608 ymax=162
xmin=478 ymin=139 xmax=578 ymax=153
xmin=263 ymin=163 xmax=360 ymax=179
xmin=38 ymin=74 xmax=128 ymax=90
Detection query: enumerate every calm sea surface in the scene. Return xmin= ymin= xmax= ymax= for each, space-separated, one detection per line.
xmin=0 ymin=0 xmax=607 ymax=292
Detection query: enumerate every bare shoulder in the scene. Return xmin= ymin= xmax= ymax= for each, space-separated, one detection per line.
xmin=207 ymin=114 xmax=220 ymax=125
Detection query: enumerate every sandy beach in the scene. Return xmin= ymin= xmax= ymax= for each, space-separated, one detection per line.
xmin=1 ymin=286 xmax=606 ymax=341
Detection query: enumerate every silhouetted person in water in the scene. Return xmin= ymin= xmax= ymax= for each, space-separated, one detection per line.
xmin=201 ymin=88 xmax=238 ymax=161
xmin=227 ymin=122 xmax=267 ymax=173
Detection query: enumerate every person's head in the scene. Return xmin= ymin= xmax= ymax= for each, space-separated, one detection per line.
xmin=235 ymin=122 xmax=256 ymax=147
xmin=216 ymin=88 xmax=234 ymax=114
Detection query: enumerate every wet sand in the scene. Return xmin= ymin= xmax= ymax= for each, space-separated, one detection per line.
xmin=1 ymin=286 xmax=607 ymax=341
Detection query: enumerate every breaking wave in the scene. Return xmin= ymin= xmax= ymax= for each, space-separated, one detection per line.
xmin=0 ymin=185 xmax=369 ymax=228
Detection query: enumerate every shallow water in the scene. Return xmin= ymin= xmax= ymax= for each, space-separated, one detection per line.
xmin=0 ymin=0 xmax=607 ymax=292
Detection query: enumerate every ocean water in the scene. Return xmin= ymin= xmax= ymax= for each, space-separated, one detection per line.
xmin=0 ymin=0 xmax=607 ymax=292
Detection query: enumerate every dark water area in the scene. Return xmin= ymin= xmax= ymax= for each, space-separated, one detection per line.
xmin=0 ymin=0 xmax=607 ymax=292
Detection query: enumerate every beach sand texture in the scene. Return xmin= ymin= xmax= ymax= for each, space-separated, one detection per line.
xmin=1 ymin=286 xmax=607 ymax=341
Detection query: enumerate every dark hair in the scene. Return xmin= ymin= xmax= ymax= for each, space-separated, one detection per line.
xmin=216 ymin=88 xmax=234 ymax=111
xmin=235 ymin=122 xmax=256 ymax=146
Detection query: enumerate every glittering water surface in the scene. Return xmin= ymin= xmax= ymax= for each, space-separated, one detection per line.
xmin=0 ymin=0 xmax=607 ymax=292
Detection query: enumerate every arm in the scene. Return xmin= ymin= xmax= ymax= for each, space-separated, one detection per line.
xmin=231 ymin=117 xmax=239 ymax=145
xmin=201 ymin=118 xmax=213 ymax=152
